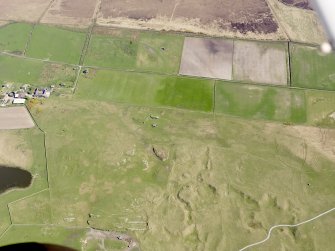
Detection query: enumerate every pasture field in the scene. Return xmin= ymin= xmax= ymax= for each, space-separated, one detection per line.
xmin=26 ymin=25 xmax=87 ymax=64
xmin=77 ymin=70 xmax=214 ymax=112
xmin=233 ymin=40 xmax=288 ymax=85
xmin=85 ymin=29 xmax=184 ymax=74
xmin=0 ymin=23 xmax=33 ymax=54
xmin=290 ymin=44 xmax=335 ymax=91
xmin=0 ymin=98 xmax=334 ymax=250
xmin=0 ymin=55 xmax=77 ymax=89
xmin=215 ymin=82 xmax=306 ymax=123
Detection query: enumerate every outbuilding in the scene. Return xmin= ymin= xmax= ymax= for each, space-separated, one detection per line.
xmin=12 ymin=98 xmax=26 ymax=104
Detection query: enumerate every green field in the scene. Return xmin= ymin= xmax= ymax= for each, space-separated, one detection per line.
xmin=290 ymin=44 xmax=335 ymax=91
xmin=0 ymin=23 xmax=32 ymax=54
xmin=215 ymin=82 xmax=307 ymax=123
xmin=77 ymin=70 xmax=214 ymax=112
xmin=26 ymin=25 xmax=86 ymax=64
xmin=0 ymin=55 xmax=77 ymax=89
xmin=84 ymin=29 xmax=184 ymax=74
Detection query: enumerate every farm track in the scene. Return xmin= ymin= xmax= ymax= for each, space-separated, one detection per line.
xmin=239 ymin=207 xmax=335 ymax=251
xmin=78 ymin=0 xmax=102 ymax=66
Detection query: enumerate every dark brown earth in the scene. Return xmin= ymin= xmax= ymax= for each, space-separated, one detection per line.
xmin=100 ymin=0 xmax=279 ymax=34
xmin=279 ymin=0 xmax=313 ymax=10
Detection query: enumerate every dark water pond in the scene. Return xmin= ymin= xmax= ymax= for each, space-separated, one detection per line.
xmin=0 ymin=166 xmax=32 ymax=194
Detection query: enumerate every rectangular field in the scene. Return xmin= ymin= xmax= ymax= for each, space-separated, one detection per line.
xmin=41 ymin=0 xmax=98 ymax=27
xmin=0 ymin=23 xmax=33 ymax=54
xmin=0 ymin=55 xmax=77 ymax=88
xmin=233 ymin=40 xmax=288 ymax=85
xmin=179 ymin=37 xmax=233 ymax=80
xmin=215 ymin=81 xmax=306 ymax=123
xmin=26 ymin=25 xmax=87 ymax=64
xmin=84 ymin=28 xmax=184 ymax=74
xmin=0 ymin=107 xmax=34 ymax=129
xmin=0 ymin=0 xmax=51 ymax=22
xmin=77 ymin=69 xmax=214 ymax=111
xmin=290 ymin=44 xmax=335 ymax=91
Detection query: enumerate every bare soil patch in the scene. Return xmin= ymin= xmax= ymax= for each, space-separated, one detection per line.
xmin=0 ymin=0 xmax=51 ymax=22
xmin=233 ymin=40 xmax=288 ymax=85
xmin=179 ymin=37 xmax=233 ymax=80
xmin=41 ymin=0 xmax=98 ymax=28
xmin=0 ymin=107 xmax=35 ymax=130
xmin=279 ymin=0 xmax=312 ymax=10
xmin=98 ymin=0 xmax=286 ymax=40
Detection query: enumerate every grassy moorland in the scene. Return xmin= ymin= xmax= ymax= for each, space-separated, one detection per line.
xmin=1 ymin=97 xmax=334 ymax=250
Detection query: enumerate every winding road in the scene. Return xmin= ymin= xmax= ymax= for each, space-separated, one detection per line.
xmin=239 ymin=207 xmax=335 ymax=251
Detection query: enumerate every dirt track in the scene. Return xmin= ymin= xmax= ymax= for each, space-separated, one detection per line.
xmin=0 ymin=107 xmax=35 ymax=130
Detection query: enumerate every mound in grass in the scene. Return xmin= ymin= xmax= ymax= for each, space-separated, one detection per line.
xmin=77 ymin=69 xmax=214 ymax=112
xmin=215 ymin=81 xmax=306 ymax=123
xmin=26 ymin=25 xmax=86 ymax=64
xmin=290 ymin=44 xmax=335 ymax=91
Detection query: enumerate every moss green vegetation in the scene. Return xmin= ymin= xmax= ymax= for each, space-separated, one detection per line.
xmin=26 ymin=25 xmax=86 ymax=64
xmin=77 ymin=70 xmax=214 ymax=112
xmin=0 ymin=55 xmax=77 ymax=89
xmin=1 ymin=98 xmax=334 ymax=250
xmin=290 ymin=44 xmax=335 ymax=91
xmin=305 ymin=90 xmax=335 ymax=127
xmin=84 ymin=29 xmax=184 ymax=74
xmin=215 ymin=82 xmax=307 ymax=123
xmin=0 ymin=23 xmax=33 ymax=54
